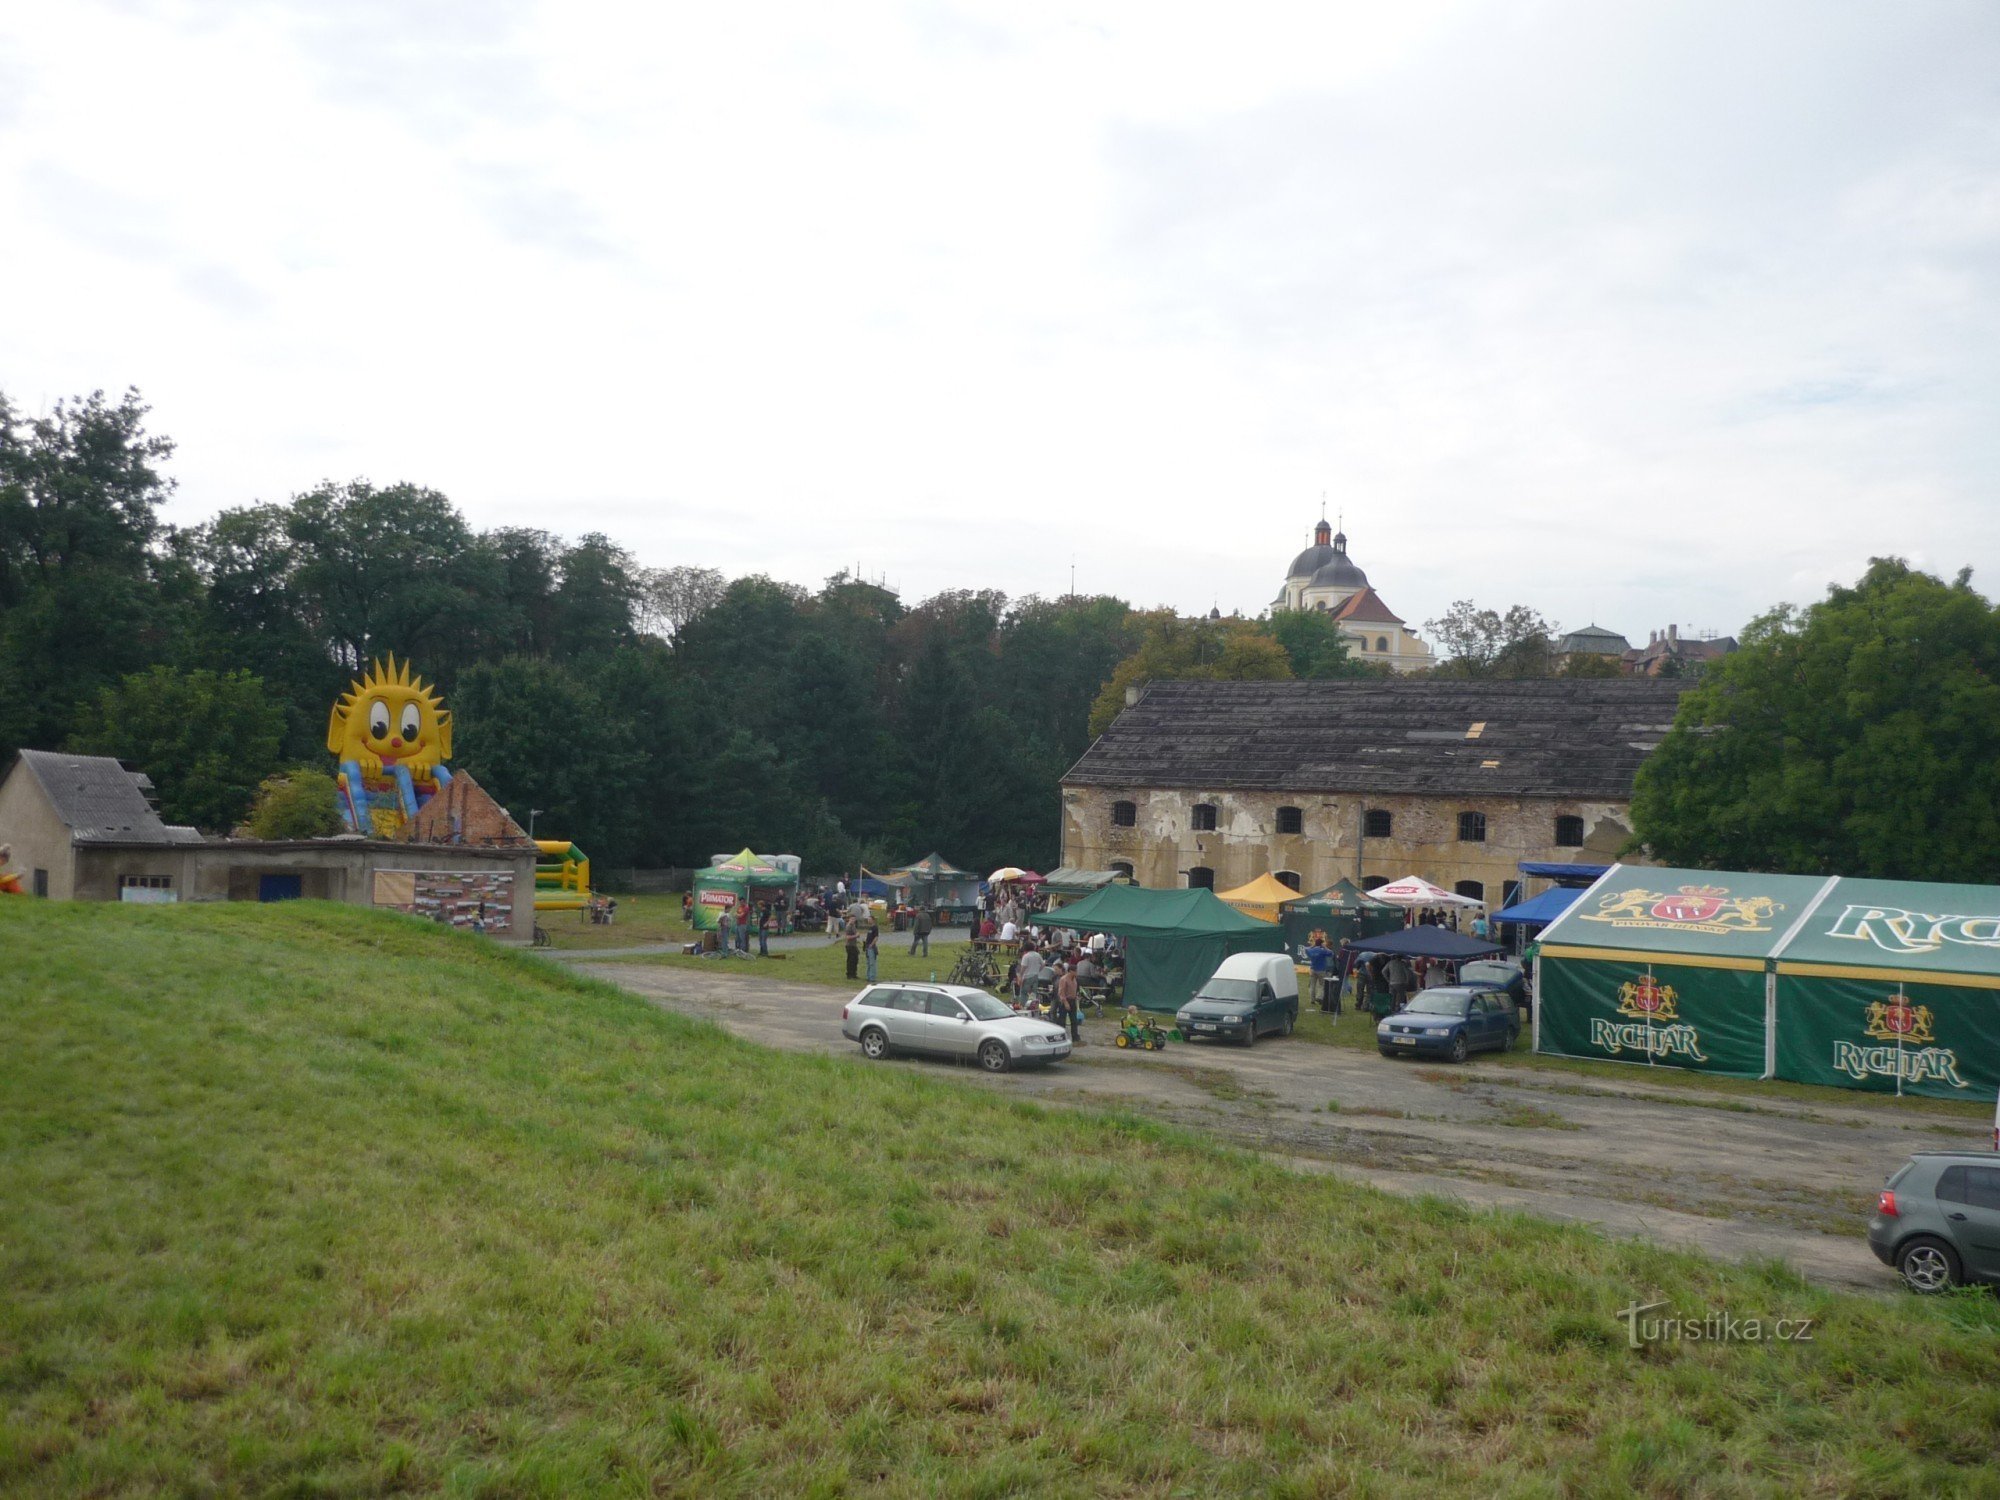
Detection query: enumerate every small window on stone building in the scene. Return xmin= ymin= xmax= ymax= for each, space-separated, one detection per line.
xmin=1364 ymin=809 xmax=1392 ymax=839
xmin=1502 ymin=880 xmax=1523 ymax=908
xmin=1363 ymin=874 xmax=1389 ymax=892
xmin=1186 ymin=866 xmax=1215 ymax=889
xmin=1191 ymin=803 xmax=1218 ymax=832
xmin=1554 ymin=815 xmax=1585 ymax=847
xmin=1276 ymin=870 xmax=1302 ymax=891
xmin=1455 ymin=880 xmax=1484 ymax=903
xmin=1109 ymin=861 xmax=1134 ymax=881
xmin=1110 ymin=799 xmax=1136 ymax=827
xmin=1458 ymin=811 xmax=1487 ymax=843
xmin=1376 ymin=637 xmax=1389 ymax=652
xmin=1276 ymin=805 xmax=1303 ymax=835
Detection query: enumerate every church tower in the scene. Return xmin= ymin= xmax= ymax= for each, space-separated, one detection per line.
xmin=1271 ymin=516 xmax=1434 ymax=674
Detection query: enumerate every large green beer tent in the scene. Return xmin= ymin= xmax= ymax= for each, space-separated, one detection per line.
xmin=689 ymin=848 xmax=799 ymax=931
xmin=1051 ymin=885 xmax=1287 ymax=1013
xmin=1534 ymin=865 xmax=2000 ymax=1100
xmin=1772 ymin=878 xmax=2000 ymax=1100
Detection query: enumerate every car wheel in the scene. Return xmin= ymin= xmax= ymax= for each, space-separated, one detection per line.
xmin=1241 ymin=1025 xmax=1256 ymax=1048
xmin=978 ymin=1039 xmax=1011 ymax=1073
xmin=859 ymin=1027 xmax=889 ymax=1060
xmin=1282 ymin=1011 xmax=1295 ymax=1037
xmin=1897 ymin=1235 xmax=1962 ymax=1294
xmin=1448 ymin=1032 xmax=1469 ymax=1064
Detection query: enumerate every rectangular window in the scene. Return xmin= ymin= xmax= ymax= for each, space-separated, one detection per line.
xmin=1191 ymin=803 xmax=1217 ymax=831
xmin=1110 ymin=800 xmax=1136 ymax=827
xmin=1276 ymin=806 xmax=1303 ymax=835
xmin=1186 ymin=866 xmax=1214 ymax=889
xmin=1363 ymin=810 xmax=1392 ymax=839
xmin=1553 ymin=815 xmax=1585 ymax=847
xmin=119 ymin=874 xmax=173 ymax=889
xmin=1458 ymin=811 xmax=1487 ymax=843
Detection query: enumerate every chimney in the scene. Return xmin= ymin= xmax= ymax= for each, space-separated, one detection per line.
xmin=1668 ymin=623 xmax=1678 ymax=643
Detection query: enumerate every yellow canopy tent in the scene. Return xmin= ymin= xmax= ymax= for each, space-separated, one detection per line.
xmin=1215 ymin=873 xmax=1303 ymax=924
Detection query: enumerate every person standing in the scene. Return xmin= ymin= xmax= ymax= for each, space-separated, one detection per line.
xmin=1055 ymin=962 xmax=1082 ymax=1043
xmin=717 ymin=902 xmax=735 ymax=955
xmin=1017 ymin=944 xmax=1045 ymax=1004
xmin=911 ymin=905 xmax=933 ymax=957
xmin=1385 ymin=955 xmax=1414 ymax=1012
xmin=1304 ymin=935 xmax=1335 ymax=1015
xmin=863 ymin=920 xmax=880 ymax=983
xmin=736 ymin=899 xmax=752 ymax=953
xmin=757 ymin=906 xmax=771 ymax=957
xmin=845 ymin=924 xmax=861 ymax=981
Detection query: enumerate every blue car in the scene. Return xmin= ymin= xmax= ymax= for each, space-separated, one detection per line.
xmin=1377 ymin=986 xmax=1520 ymax=1063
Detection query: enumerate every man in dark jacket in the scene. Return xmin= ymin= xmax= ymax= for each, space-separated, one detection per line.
xmin=910 ymin=906 xmax=934 ymax=956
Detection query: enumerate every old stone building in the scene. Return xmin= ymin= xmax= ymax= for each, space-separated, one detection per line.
xmin=1059 ymin=678 xmax=1688 ymax=907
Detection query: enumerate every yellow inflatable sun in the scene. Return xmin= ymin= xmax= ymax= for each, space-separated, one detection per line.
xmin=327 ymin=657 xmax=454 ymax=835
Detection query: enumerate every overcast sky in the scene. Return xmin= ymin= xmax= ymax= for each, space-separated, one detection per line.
xmin=4 ymin=1 xmax=1997 ymax=643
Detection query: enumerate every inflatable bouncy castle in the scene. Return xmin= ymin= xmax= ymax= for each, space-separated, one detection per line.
xmin=327 ymin=657 xmax=454 ymax=838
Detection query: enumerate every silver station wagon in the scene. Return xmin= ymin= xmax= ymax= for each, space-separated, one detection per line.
xmin=841 ymin=982 xmax=1072 ymax=1072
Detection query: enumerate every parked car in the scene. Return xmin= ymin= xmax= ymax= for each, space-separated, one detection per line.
xmin=1377 ymin=986 xmax=1519 ymax=1062
xmin=1867 ymin=1152 xmax=2000 ymax=1292
xmin=841 ymin=982 xmax=1071 ymax=1073
xmin=1177 ymin=952 xmax=1298 ymax=1045
xmin=1459 ymin=958 xmax=1528 ymax=1016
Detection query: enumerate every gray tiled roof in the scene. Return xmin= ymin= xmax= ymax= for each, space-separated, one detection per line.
xmin=1061 ymin=678 xmax=1690 ymax=799
xmin=15 ymin=749 xmax=203 ymax=844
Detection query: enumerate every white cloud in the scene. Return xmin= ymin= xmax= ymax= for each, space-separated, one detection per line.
xmin=2 ymin=0 xmax=1996 ymax=641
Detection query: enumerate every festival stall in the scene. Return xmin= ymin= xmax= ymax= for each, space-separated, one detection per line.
xmin=1533 ymin=865 xmax=2000 ymax=1098
xmin=888 ymin=853 xmax=983 ymax=923
xmin=1040 ymin=867 xmax=1133 ymax=908
xmin=1367 ymin=874 xmax=1485 ymax=908
xmin=1770 ymin=878 xmax=2000 ymax=1100
xmin=1347 ymin=926 xmax=1502 ymax=962
xmin=689 ymin=848 xmax=800 ymax=931
xmin=1215 ymin=873 xmax=1307 ymax=925
xmin=1051 ymin=884 xmax=1287 ymax=1013
xmin=1278 ymin=878 xmax=1404 ymax=955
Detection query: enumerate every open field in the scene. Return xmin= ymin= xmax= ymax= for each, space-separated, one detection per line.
xmin=6 ymin=902 xmax=2000 ymax=1496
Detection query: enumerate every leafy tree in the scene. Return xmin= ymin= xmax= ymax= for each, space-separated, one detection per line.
xmin=1088 ymin=614 xmax=1292 ymax=736
xmin=450 ymin=657 xmax=646 ymax=865
xmin=68 ymin=666 xmax=285 ymax=831
xmin=1631 ymin=559 xmax=2000 ymax=879
xmin=245 ymin=769 xmax=344 ymax=839
xmin=638 ymin=564 xmax=727 ymax=641
xmin=0 ymin=389 xmax=184 ymax=754
xmin=1423 ymin=601 xmax=1559 ymax=679
xmin=1263 ymin=608 xmax=1383 ymax=680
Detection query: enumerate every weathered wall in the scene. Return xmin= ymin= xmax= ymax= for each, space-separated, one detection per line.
xmin=1060 ymin=785 xmax=1634 ymax=903
xmin=0 ymin=763 xmax=77 ymax=900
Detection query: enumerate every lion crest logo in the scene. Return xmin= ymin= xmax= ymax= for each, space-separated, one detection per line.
xmin=1582 ymin=885 xmax=1780 ymax=935
xmin=1617 ymin=973 xmax=1679 ymax=1021
xmin=1864 ymin=993 xmax=1935 ymax=1046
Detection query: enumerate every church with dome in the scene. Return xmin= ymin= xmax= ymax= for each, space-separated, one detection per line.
xmin=1272 ymin=518 xmax=1435 ymax=673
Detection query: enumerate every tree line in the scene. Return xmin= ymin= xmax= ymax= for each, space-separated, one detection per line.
xmin=0 ymin=389 xmax=1379 ymax=872
xmin=7 ymin=388 xmax=1996 ymax=882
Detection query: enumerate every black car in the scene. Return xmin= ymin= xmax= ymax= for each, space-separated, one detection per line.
xmin=1867 ymin=1152 xmax=2000 ymax=1292
xmin=1458 ymin=958 xmax=1528 ymax=1017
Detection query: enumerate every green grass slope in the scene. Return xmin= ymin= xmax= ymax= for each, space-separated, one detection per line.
xmin=2 ymin=903 xmax=1997 ymax=1497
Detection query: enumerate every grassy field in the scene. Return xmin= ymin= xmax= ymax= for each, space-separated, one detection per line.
xmin=536 ymin=891 xmax=698 ymax=950
xmin=5 ymin=903 xmax=2000 ymax=1497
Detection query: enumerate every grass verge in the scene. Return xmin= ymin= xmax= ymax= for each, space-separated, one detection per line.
xmin=4 ymin=902 xmax=1999 ymax=1496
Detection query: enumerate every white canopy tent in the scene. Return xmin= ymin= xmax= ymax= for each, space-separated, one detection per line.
xmin=1366 ymin=874 xmax=1484 ymax=908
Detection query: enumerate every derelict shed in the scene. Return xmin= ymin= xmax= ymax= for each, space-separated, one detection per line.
xmin=1772 ymin=878 xmax=2000 ymax=1100
xmin=1533 ymin=866 xmax=1832 ymax=1079
xmin=1051 ymin=885 xmax=1287 ymax=1013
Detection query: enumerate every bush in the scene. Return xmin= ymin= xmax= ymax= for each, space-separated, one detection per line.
xmin=245 ymin=769 xmax=343 ymax=840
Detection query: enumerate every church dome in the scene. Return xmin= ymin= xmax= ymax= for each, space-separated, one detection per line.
xmin=1286 ymin=517 xmax=1337 ymax=579
xmin=1308 ymin=532 xmax=1369 ymax=591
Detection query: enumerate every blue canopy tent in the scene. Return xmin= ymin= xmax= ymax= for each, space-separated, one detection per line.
xmin=1493 ymin=886 xmax=1584 ymax=927
xmin=1348 ymin=925 xmax=1503 ymax=961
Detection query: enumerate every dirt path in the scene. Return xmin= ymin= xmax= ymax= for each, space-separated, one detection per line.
xmin=573 ymin=961 xmax=1986 ymax=1292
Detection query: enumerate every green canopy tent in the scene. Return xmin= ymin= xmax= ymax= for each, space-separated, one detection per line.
xmin=1533 ymin=865 xmax=1826 ymax=1078
xmin=1772 ymin=877 xmax=2000 ymax=1101
xmin=1051 ymin=884 xmax=1287 ymax=1013
xmin=690 ymin=849 xmax=799 ymax=931
xmin=886 ymin=853 xmax=982 ymax=922
xmin=1278 ymin=878 xmax=1403 ymax=958
xmin=1040 ymin=867 xmax=1133 ymax=907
